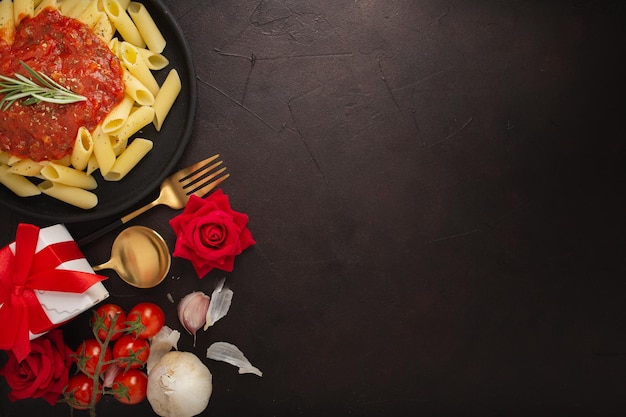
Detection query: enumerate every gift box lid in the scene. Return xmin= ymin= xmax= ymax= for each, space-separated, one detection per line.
xmin=5 ymin=224 xmax=109 ymax=339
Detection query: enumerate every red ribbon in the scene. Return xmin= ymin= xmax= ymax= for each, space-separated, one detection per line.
xmin=0 ymin=223 xmax=106 ymax=362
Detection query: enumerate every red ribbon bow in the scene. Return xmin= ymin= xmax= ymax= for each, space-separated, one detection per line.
xmin=0 ymin=223 xmax=106 ymax=362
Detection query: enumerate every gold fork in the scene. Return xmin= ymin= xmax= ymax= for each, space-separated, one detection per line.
xmin=78 ymin=154 xmax=229 ymax=246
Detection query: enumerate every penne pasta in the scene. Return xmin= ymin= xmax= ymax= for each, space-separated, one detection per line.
xmin=40 ymin=162 xmax=98 ymax=189
xmin=51 ymin=154 xmax=72 ymax=166
xmin=0 ymin=163 xmax=41 ymax=197
xmin=58 ymin=0 xmax=85 ymax=17
xmin=13 ymin=0 xmax=33 ymax=25
xmin=101 ymin=94 xmax=134 ymax=133
xmin=110 ymin=134 xmax=127 ymax=156
xmin=122 ymin=67 xmax=155 ymax=106
xmin=112 ymin=105 xmax=154 ymax=143
xmin=34 ymin=0 xmax=57 ymax=15
xmin=0 ymin=0 xmax=15 ymax=43
xmin=7 ymin=158 xmax=42 ymax=176
xmin=0 ymin=151 xmax=9 ymax=164
xmin=71 ymin=126 xmax=94 ymax=170
xmin=76 ymin=0 xmax=102 ymax=28
xmin=127 ymin=2 xmax=165 ymax=53
xmin=38 ymin=180 xmax=98 ymax=209
xmin=120 ymin=41 xmax=159 ymax=95
xmin=6 ymin=154 xmax=22 ymax=166
xmin=108 ymin=36 xmax=121 ymax=56
xmin=92 ymin=127 xmax=116 ymax=176
xmin=103 ymin=0 xmax=145 ymax=48
xmin=86 ymin=153 xmax=99 ymax=176
xmin=93 ymin=10 xmax=116 ymax=42
xmin=152 ymin=69 xmax=181 ymax=131
xmin=137 ymin=47 xmax=169 ymax=70
xmin=104 ymin=138 xmax=152 ymax=181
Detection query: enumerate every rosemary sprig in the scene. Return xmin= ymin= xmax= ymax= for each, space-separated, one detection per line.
xmin=0 ymin=61 xmax=87 ymax=111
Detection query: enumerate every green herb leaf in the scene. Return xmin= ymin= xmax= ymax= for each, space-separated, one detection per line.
xmin=0 ymin=61 xmax=87 ymax=111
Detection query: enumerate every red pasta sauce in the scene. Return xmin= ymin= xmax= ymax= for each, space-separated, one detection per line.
xmin=0 ymin=8 xmax=125 ymax=162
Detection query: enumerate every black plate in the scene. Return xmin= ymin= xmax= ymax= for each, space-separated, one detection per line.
xmin=0 ymin=0 xmax=196 ymax=223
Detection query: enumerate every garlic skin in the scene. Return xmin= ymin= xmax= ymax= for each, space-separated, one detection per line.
xmin=206 ymin=342 xmax=262 ymax=377
xmin=205 ymin=278 xmax=234 ymax=329
xmin=148 ymin=325 xmax=181 ymax=374
xmin=177 ymin=291 xmax=210 ymax=346
xmin=147 ymin=351 xmax=212 ymax=417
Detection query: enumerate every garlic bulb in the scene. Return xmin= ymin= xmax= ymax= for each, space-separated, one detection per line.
xmin=147 ymin=351 xmax=212 ymax=417
xmin=177 ymin=291 xmax=210 ymax=346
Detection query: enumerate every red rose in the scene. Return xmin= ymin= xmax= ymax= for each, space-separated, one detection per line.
xmin=0 ymin=329 xmax=72 ymax=405
xmin=169 ymin=190 xmax=255 ymax=277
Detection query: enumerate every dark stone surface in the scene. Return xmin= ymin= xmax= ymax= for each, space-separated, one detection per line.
xmin=2 ymin=0 xmax=626 ymax=416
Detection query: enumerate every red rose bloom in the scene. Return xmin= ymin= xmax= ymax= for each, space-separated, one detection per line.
xmin=169 ymin=190 xmax=255 ymax=277
xmin=0 ymin=329 xmax=72 ymax=405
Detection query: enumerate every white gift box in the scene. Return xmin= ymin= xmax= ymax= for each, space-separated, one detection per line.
xmin=4 ymin=224 xmax=109 ymax=340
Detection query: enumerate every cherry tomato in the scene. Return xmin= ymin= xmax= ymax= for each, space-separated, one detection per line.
xmin=127 ymin=302 xmax=165 ymax=339
xmin=113 ymin=335 xmax=150 ymax=369
xmin=112 ymin=369 xmax=148 ymax=404
xmin=91 ymin=303 xmax=127 ymax=341
xmin=74 ymin=339 xmax=112 ymax=375
xmin=65 ymin=374 xmax=102 ymax=410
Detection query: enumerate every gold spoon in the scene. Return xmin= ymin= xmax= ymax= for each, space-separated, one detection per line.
xmin=92 ymin=226 xmax=171 ymax=288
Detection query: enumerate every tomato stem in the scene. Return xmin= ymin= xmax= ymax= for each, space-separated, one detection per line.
xmin=88 ymin=312 xmax=120 ymax=417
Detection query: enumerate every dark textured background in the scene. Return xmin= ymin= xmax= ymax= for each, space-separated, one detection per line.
xmin=2 ymin=0 xmax=626 ymax=416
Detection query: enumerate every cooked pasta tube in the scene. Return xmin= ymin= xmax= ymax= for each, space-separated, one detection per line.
xmin=117 ymin=0 xmax=130 ymax=9
xmin=0 ymin=164 xmax=41 ymax=197
xmin=93 ymin=127 xmax=116 ymax=176
xmin=77 ymin=0 xmax=102 ymax=28
xmin=102 ymin=95 xmax=134 ymax=133
xmin=104 ymin=138 xmax=152 ymax=181
xmin=0 ymin=151 xmax=9 ymax=165
xmin=38 ymin=180 xmax=98 ymax=209
xmin=13 ymin=0 xmax=33 ymax=25
xmin=152 ymin=69 xmax=181 ymax=131
xmin=111 ymin=135 xmax=128 ymax=156
xmin=0 ymin=0 xmax=15 ymax=43
xmin=103 ymin=0 xmax=145 ymax=48
xmin=6 ymin=154 xmax=22 ymax=166
xmin=93 ymin=11 xmax=116 ymax=42
xmin=52 ymin=154 xmax=71 ymax=167
xmin=122 ymin=68 xmax=155 ymax=106
xmin=128 ymin=2 xmax=165 ymax=53
xmin=7 ymin=158 xmax=42 ymax=176
xmin=34 ymin=0 xmax=57 ymax=15
xmin=58 ymin=0 xmax=85 ymax=17
xmin=108 ymin=36 xmax=121 ymax=56
xmin=40 ymin=162 xmax=98 ymax=190
xmin=112 ymin=105 xmax=154 ymax=143
xmin=120 ymin=41 xmax=159 ymax=95
xmin=137 ymin=47 xmax=169 ymax=70
xmin=71 ymin=127 xmax=94 ymax=170
xmin=86 ymin=153 xmax=99 ymax=176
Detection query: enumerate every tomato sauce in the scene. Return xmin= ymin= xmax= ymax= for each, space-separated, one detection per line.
xmin=0 ymin=8 xmax=125 ymax=162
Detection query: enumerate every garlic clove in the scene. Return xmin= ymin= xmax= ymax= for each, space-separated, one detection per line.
xmin=205 ymin=278 xmax=234 ymax=330
xmin=177 ymin=291 xmax=210 ymax=346
xmin=102 ymin=363 xmax=124 ymax=388
xmin=206 ymin=342 xmax=262 ymax=377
